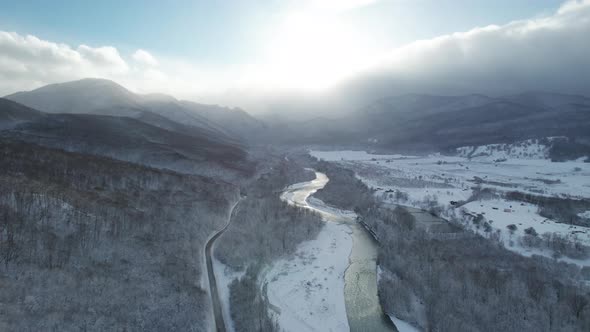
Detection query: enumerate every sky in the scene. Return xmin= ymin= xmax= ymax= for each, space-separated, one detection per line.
xmin=0 ymin=0 xmax=589 ymax=109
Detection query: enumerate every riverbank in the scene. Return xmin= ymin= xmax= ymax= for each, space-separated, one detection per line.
xmin=263 ymin=173 xmax=352 ymax=331
xmin=263 ymin=221 xmax=352 ymax=331
xmin=264 ymin=171 xmax=397 ymax=332
xmin=211 ymin=159 xmax=325 ymax=331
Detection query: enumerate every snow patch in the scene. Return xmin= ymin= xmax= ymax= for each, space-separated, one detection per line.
xmin=311 ymin=149 xmax=590 ymax=266
xmin=456 ymin=138 xmax=553 ymax=161
xmin=262 ymin=222 xmax=352 ymax=332
xmin=388 ymin=316 xmax=421 ymax=332
xmin=455 ymin=137 xmax=574 ymax=162
xmin=310 ymin=150 xmax=408 ymax=162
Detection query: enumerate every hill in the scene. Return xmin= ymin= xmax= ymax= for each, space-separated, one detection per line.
xmin=265 ymin=92 xmax=590 ymax=152
xmin=0 ymin=138 xmax=239 ymax=331
xmin=0 ymin=98 xmax=255 ymax=181
xmin=5 ymin=78 xmax=265 ymax=142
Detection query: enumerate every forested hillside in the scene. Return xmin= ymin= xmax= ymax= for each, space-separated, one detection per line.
xmin=5 ymin=78 xmax=265 ymax=142
xmin=263 ymin=92 xmax=590 ymax=152
xmin=0 ymin=139 xmax=239 ymax=331
xmin=215 ymin=157 xmax=324 ymax=331
xmin=0 ymin=98 xmax=256 ymax=182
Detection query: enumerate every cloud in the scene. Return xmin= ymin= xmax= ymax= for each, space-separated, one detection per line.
xmin=0 ymin=29 xmax=244 ymax=101
xmin=77 ymin=45 xmax=128 ymax=72
xmin=132 ymin=49 xmax=158 ymax=66
xmin=558 ymin=0 xmax=590 ymax=14
xmin=332 ymin=0 xmax=590 ymax=105
xmin=0 ymin=31 xmax=80 ymax=66
xmin=0 ymin=31 xmax=132 ymax=95
xmin=1 ymin=0 xmax=589 ymax=110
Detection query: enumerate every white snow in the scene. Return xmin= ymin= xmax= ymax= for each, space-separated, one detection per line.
xmin=309 ymin=150 xmax=408 ymax=162
xmin=461 ymin=199 xmax=590 ymax=264
xmin=262 ymin=222 xmax=352 ymax=332
xmin=311 ymin=148 xmax=590 ymax=200
xmin=463 ymin=199 xmax=589 ymax=244
xmin=310 ymin=148 xmax=590 ymax=266
xmin=456 ymin=138 xmax=554 ymax=161
xmin=388 ymin=316 xmax=421 ymax=332
xmin=579 ymin=211 xmax=590 ymax=220
xmin=307 ymin=197 xmax=357 ymax=220
xmin=377 ymin=267 xmax=422 ymax=332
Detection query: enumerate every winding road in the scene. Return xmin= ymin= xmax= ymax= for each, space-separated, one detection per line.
xmin=206 ymin=171 xmax=397 ymax=331
xmin=205 ymin=197 xmax=242 ymax=332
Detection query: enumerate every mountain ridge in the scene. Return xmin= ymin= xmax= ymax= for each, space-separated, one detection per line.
xmin=0 ymin=97 xmax=255 ymax=181
xmin=5 ymin=78 xmax=265 ymax=142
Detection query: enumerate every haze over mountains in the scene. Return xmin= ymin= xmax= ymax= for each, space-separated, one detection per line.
xmin=261 ymin=91 xmax=590 ymax=154
xmin=6 ymin=78 xmax=265 ymax=143
xmin=2 ymin=1 xmax=590 ymax=331
xmin=3 ymin=78 xmax=590 ymax=157
xmin=0 ymin=80 xmax=264 ymax=181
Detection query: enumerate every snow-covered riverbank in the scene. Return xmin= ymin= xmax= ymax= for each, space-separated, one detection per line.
xmin=263 ymin=222 xmax=352 ymax=331
xmin=310 ymin=149 xmax=590 ymax=266
xmin=263 ymin=170 xmax=400 ymax=331
xmin=260 ymin=172 xmax=353 ymax=331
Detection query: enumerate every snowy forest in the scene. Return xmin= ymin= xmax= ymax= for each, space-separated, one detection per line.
xmin=313 ymin=160 xmax=590 ymax=332
xmin=0 ymin=139 xmax=239 ymax=331
xmin=215 ymin=158 xmax=324 ymax=331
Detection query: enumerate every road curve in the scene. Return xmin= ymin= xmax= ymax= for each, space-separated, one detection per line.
xmin=205 ymin=197 xmax=242 ymax=332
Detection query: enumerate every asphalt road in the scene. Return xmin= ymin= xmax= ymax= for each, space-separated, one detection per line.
xmin=205 ymin=197 xmax=242 ymax=332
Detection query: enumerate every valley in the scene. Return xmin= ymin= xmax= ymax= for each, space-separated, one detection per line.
xmin=1 ymin=79 xmax=590 ymax=332
xmin=266 ymin=172 xmax=394 ymax=332
xmin=3 ymin=2 xmax=590 ymax=331
xmin=311 ymin=143 xmax=590 ymax=265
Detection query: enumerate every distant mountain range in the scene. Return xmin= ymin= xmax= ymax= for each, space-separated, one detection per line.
xmin=5 ymin=78 xmax=266 ymax=142
xmin=0 ymin=97 xmax=255 ymax=181
xmin=3 ymin=78 xmax=590 ymax=158
xmin=263 ymin=91 xmax=590 ymax=153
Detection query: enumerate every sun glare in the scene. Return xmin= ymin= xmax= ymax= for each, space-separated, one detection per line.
xmin=261 ymin=12 xmax=372 ymax=91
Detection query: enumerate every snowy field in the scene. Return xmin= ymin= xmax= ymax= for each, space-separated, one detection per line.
xmin=311 ymin=144 xmax=590 ymax=265
xmin=262 ymin=222 xmax=352 ymax=332
xmin=389 ymin=316 xmax=421 ymax=332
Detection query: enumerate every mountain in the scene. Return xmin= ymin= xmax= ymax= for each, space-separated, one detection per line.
xmin=180 ymin=100 xmax=266 ymax=140
xmin=360 ymin=92 xmax=590 ymax=150
xmin=505 ymin=91 xmax=590 ymax=111
xmin=0 ymin=98 xmax=255 ymax=181
xmin=359 ymin=93 xmax=491 ymax=115
xmin=5 ymin=78 xmax=138 ymax=114
xmin=0 ymin=138 xmax=239 ymax=331
xmin=0 ymin=98 xmax=45 ymax=129
xmin=265 ymin=91 xmax=590 ymax=151
xmin=5 ymin=78 xmax=265 ymax=141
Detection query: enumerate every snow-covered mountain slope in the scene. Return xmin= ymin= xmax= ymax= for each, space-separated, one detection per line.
xmin=5 ymin=78 xmax=264 ymax=142
xmin=455 ymin=138 xmax=559 ymax=160
xmin=0 ymin=98 xmax=45 ymax=129
xmin=270 ymin=92 xmax=590 ymax=150
xmin=0 ymin=99 xmax=255 ymax=181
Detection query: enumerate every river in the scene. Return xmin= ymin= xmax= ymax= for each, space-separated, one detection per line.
xmin=280 ymin=171 xmax=397 ymax=332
